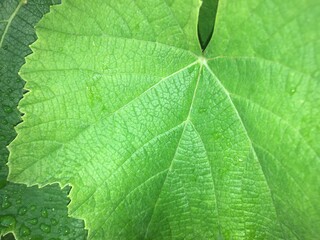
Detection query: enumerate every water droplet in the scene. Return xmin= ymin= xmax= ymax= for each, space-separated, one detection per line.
xmin=51 ymin=207 xmax=55 ymax=212
xmin=27 ymin=218 xmax=38 ymax=225
xmin=30 ymin=205 xmax=36 ymax=211
xmin=213 ymin=132 xmax=222 ymax=140
xmin=286 ymin=84 xmax=298 ymax=96
xmin=40 ymin=223 xmax=51 ymax=233
xmin=2 ymin=198 xmax=12 ymax=209
xmin=289 ymin=88 xmax=296 ymax=95
xmin=3 ymin=105 xmax=12 ymax=113
xmin=41 ymin=209 xmax=48 ymax=218
xmin=0 ymin=215 xmax=16 ymax=228
xmin=198 ymin=107 xmax=207 ymax=113
xmin=16 ymin=199 xmax=22 ymax=205
xmin=238 ymin=158 xmax=243 ymax=162
xmin=18 ymin=206 xmax=28 ymax=215
xmin=61 ymin=226 xmax=70 ymax=236
xmin=93 ymin=73 xmax=102 ymax=81
xmin=19 ymin=224 xmax=31 ymax=236
xmin=50 ymin=218 xmax=58 ymax=225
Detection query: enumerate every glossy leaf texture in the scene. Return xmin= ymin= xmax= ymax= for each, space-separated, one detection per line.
xmin=0 ymin=0 xmax=86 ymax=239
xmin=8 ymin=0 xmax=320 ymax=239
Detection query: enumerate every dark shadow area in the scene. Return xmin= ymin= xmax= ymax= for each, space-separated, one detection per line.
xmin=2 ymin=233 xmax=15 ymax=240
xmin=198 ymin=0 xmax=219 ymax=51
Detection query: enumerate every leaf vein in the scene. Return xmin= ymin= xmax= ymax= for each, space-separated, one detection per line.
xmin=204 ymin=62 xmax=287 ymax=239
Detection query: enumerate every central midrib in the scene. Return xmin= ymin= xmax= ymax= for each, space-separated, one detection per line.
xmin=143 ymin=62 xmax=204 ymax=239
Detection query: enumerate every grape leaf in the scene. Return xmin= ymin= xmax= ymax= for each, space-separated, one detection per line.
xmin=0 ymin=181 xmax=87 ymax=239
xmin=8 ymin=0 xmax=320 ymax=239
xmin=0 ymin=0 xmax=86 ymax=239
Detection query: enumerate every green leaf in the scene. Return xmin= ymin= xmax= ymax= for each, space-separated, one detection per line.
xmin=0 ymin=0 xmax=87 ymax=239
xmin=198 ymin=0 xmax=219 ymax=50
xmin=0 ymin=182 xmax=87 ymax=239
xmin=8 ymin=0 xmax=320 ymax=239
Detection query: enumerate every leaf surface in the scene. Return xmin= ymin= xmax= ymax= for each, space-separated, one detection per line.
xmin=0 ymin=0 xmax=86 ymax=239
xmin=8 ymin=0 xmax=320 ymax=239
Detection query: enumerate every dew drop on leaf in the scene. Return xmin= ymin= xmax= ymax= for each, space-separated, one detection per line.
xmin=289 ymin=88 xmax=296 ymax=95
xmin=19 ymin=224 xmax=31 ymax=236
xmin=286 ymin=83 xmax=298 ymax=96
xmin=30 ymin=205 xmax=36 ymax=211
xmin=1 ymin=196 xmax=12 ymax=209
xmin=18 ymin=206 xmax=28 ymax=215
xmin=62 ymin=226 xmax=70 ymax=236
xmin=50 ymin=218 xmax=58 ymax=225
xmin=27 ymin=218 xmax=38 ymax=225
xmin=93 ymin=73 xmax=102 ymax=81
xmin=41 ymin=209 xmax=48 ymax=218
xmin=40 ymin=223 xmax=51 ymax=233
xmin=59 ymin=226 xmax=71 ymax=236
xmin=3 ymin=105 xmax=12 ymax=113
xmin=198 ymin=107 xmax=207 ymax=113
xmin=213 ymin=132 xmax=222 ymax=140
xmin=0 ymin=215 xmax=16 ymax=228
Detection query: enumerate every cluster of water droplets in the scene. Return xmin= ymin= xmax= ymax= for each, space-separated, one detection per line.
xmin=0 ymin=188 xmax=72 ymax=239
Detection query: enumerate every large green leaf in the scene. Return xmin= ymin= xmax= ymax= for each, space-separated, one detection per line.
xmin=0 ymin=0 xmax=87 ymax=239
xmin=8 ymin=0 xmax=320 ymax=239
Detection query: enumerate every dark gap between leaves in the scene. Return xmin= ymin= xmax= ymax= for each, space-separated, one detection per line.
xmin=2 ymin=233 xmax=15 ymax=240
xmin=198 ymin=0 xmax=220 ymax=51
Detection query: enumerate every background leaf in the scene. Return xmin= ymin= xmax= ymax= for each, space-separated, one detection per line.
xmin=0 ymin=0 xmax=87 ymax=239
xmin=198 ymin=0 xmax=219 ymax=50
